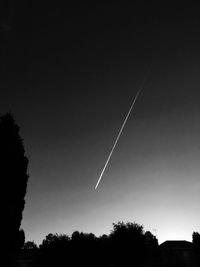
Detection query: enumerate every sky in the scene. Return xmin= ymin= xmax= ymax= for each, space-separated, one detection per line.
xmin=1 ymin=2 xmax=200 ymax=244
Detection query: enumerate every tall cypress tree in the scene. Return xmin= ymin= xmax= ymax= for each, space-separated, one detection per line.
xmin=0 ymin=113 xmax=29 ymax=266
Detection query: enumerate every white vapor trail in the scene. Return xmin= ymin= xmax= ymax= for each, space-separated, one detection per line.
xmin=95 ymin=65 xmax=152 ymax=190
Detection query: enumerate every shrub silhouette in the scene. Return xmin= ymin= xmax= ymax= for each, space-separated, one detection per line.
xmin=0 ymin=113 xmax=29 ymax=266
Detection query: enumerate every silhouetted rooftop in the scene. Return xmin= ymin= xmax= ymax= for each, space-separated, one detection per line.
xmin=160 ymin=240 xmax=193 ymax=249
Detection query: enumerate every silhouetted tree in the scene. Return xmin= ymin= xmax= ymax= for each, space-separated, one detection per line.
xmin=0 ymin=113 xmax=29 ymax=266
xmin=38 ymin=231 xmax=98 ymax=267
xmin=144 ymin=231 xmax=160 ymax=266
xmin=17 ymin=229 xmax=25 ymax=249
xmin=23 ymin=241 xmax=38 ymax=250
xmin=109 ymin=221 xmax=146 ymax=266
xmin=193 ymin=232 xmax=200 ymax=264
xmin=97 ymin=234 xmax=110 ymax=267
xmin=71 ymin=231 xmax=97 ymax=267
xmin=39 ymin=233 xmax=71 ymax=267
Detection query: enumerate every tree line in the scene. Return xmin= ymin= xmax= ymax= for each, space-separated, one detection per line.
xmin=22 ymin=225 xmax=200 ymax=267
xmin=23 ymin=221 xmax=159 ymax=267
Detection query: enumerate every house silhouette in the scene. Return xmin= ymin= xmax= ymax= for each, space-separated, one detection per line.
xmin=160 ymin=240 xmax=196 ymax=266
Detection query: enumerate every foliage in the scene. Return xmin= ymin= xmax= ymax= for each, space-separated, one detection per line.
xmin=193 ymin=232 xmax=200 ymax=263
xmin=23 ymin=241 xmax=38 ymax=250
xmin=109 ymin=221 xmax=145 ymax=266
xmin=0 ymin=113 xmax=29 ymax=266
xmin=35 ymin=222 xmax=160 ymax=267
xmin=193 ymin=232 xmax=200 ymax=247
xmin=40 ymin=233 xmax=70 ymax=250
xmin=17 ymin=229 xmax=25 ymax=249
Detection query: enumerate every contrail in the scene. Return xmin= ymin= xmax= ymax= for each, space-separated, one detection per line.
xmin=95 ymin=65 xmax=152 ymax=190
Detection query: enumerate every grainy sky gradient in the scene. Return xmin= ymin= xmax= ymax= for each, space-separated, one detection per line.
xmin=1 ymin=2 xmax=200 ymax=244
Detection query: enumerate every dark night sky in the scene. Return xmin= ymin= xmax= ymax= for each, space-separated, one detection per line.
xmin=1 ymin=2 xmax=200 ymax=244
